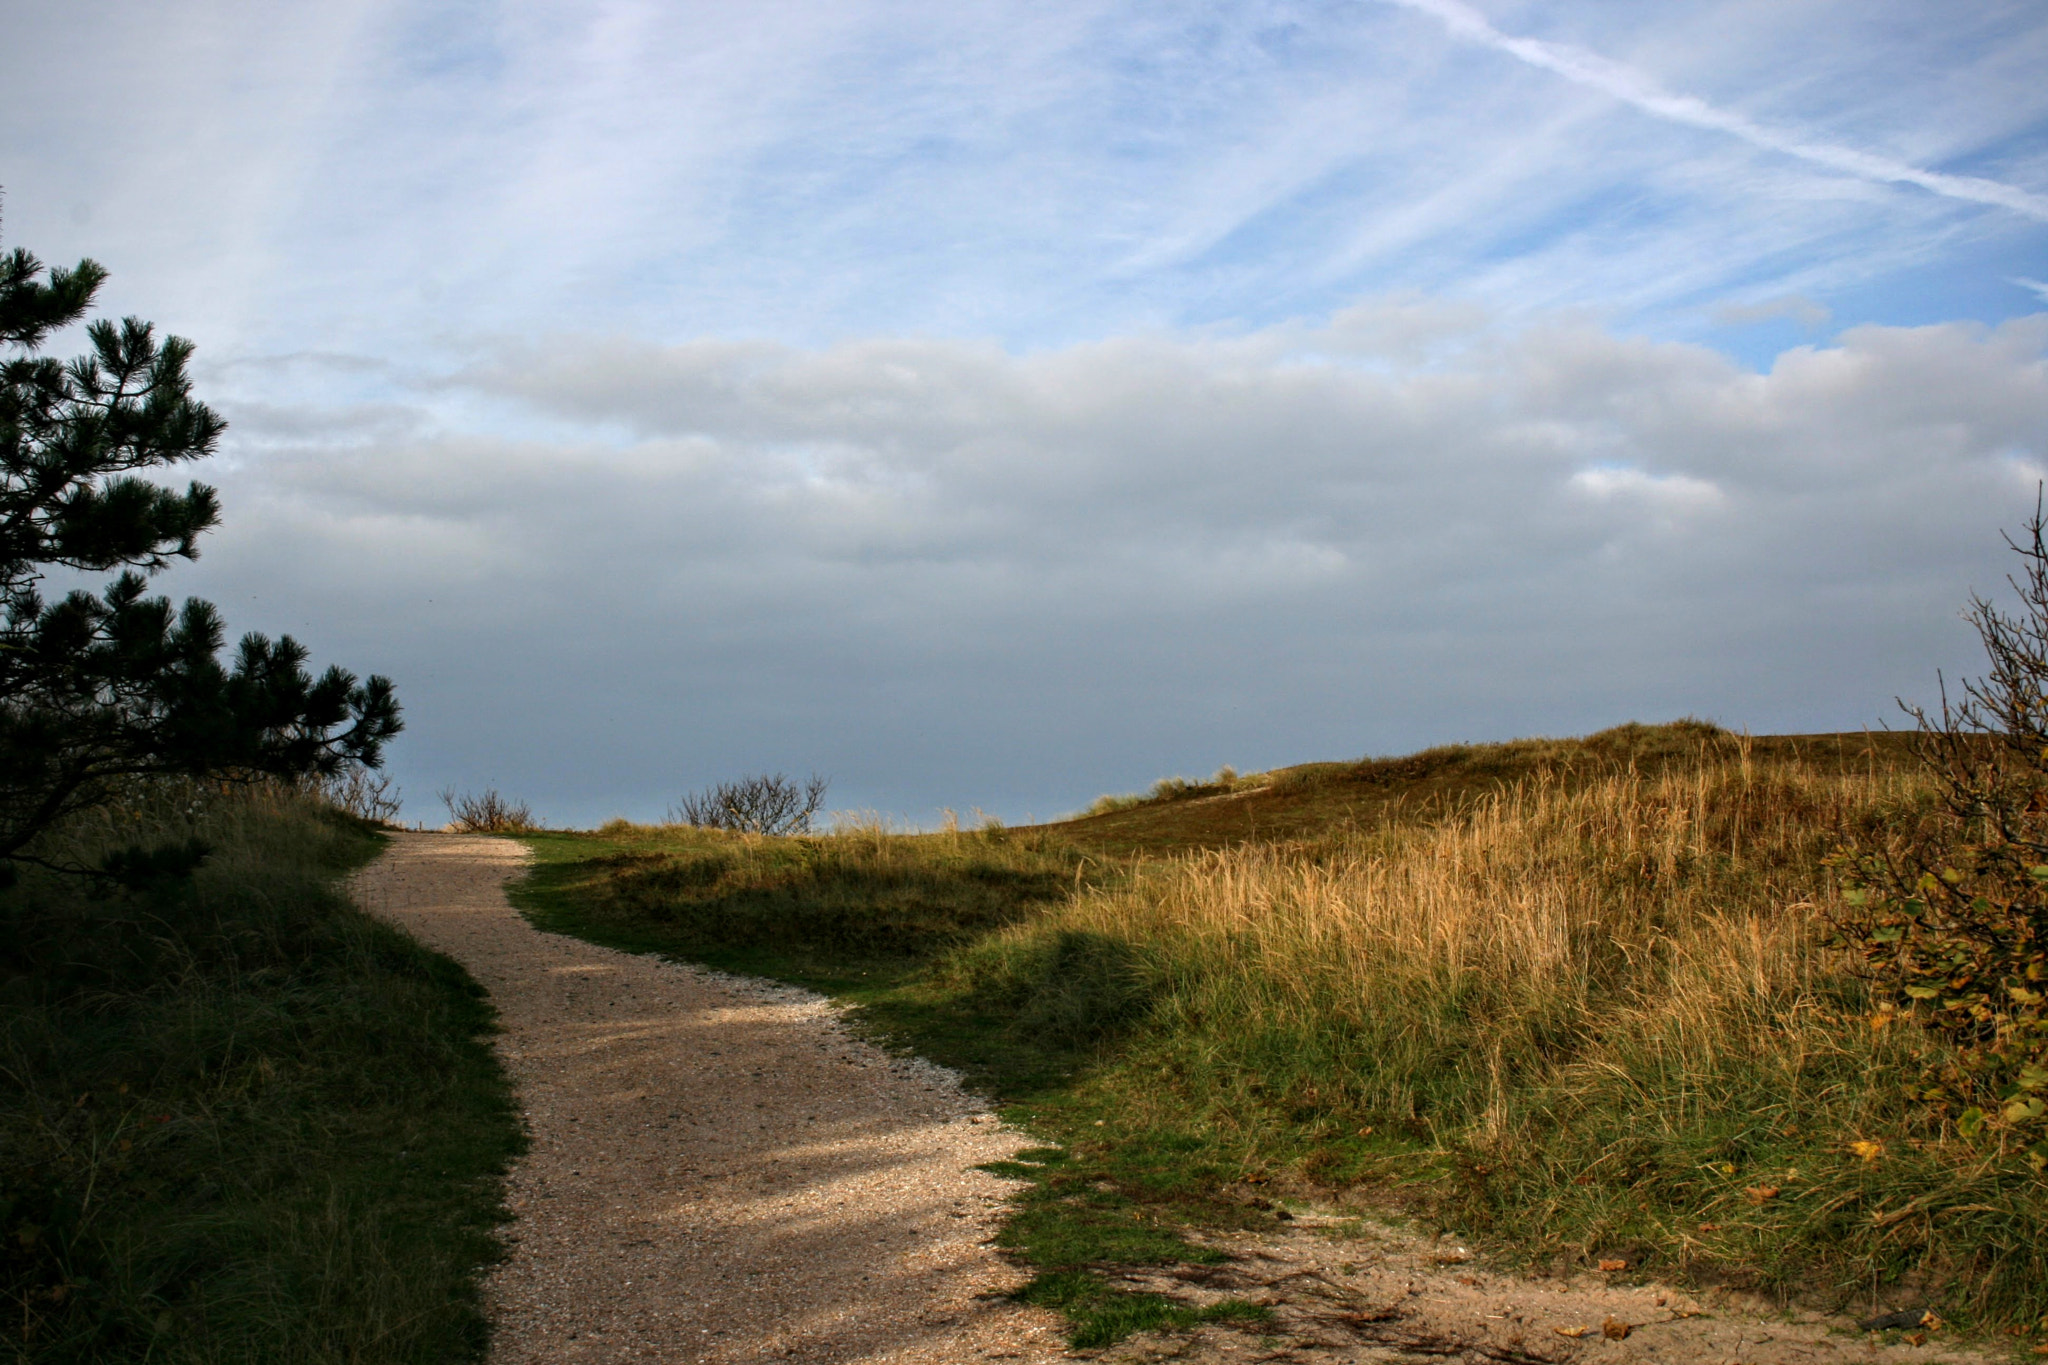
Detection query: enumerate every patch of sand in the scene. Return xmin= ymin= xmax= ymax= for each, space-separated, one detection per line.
xmin=1073 ymin=1214 xmax=1993 ymax=1364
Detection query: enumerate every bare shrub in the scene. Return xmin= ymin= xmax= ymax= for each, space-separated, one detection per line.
xmin=672 ymin=774 xmax=827 ymax=835
xmin=307 ymin=767 xmax=403 ymax=824
xmin=439 ymin=787 xmax=538 ymax=834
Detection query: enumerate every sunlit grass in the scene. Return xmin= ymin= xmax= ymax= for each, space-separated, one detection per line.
xmin=515 ymin=725 xmax=2048 ymax=1339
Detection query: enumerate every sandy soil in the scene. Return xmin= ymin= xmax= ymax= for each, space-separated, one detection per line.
xmin=351 ymin=831 xmax=2001 ymax=1365
xmin=352 ymin=832 xmax=1066 ymax=1364
xmin=1072 ymin=1215 xmax=1998 ymax=1364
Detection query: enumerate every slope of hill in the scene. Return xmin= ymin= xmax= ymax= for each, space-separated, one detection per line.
xmin=511 ymin=721 xmax=2043 ymax=1350
xmin=1053 ymin=720 xmax=1920 ymax=853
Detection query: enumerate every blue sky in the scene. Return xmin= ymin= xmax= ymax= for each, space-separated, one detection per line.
xmin=5 ymin=0 xmax=2047 ymax=825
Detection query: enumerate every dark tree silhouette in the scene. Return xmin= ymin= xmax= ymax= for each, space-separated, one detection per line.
xmin=1 ymin=244 xmax=401 ymax=870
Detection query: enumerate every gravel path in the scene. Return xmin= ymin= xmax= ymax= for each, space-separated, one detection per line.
xmin=352 ymin=831 xmax=1065 ymax=1364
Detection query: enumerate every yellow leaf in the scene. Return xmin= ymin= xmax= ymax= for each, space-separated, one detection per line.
xmin=1553 ymin=1325 xmax=1590 ymax=1338
xmin=1598 ymin=1258 xmax=1627 ymax=1272
xmin=1745 ymin=1186 xmax=1780 ymax=1203
xmin=1850 ymin=1139 xmax=1885 ymax=1164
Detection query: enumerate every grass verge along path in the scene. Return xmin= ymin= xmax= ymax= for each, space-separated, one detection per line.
xmin=1 ymin=786 xmax=524 ymax=1363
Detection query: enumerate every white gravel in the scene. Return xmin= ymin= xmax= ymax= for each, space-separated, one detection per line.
xmin=352 ymin=831 xmax=1066 ymax=1364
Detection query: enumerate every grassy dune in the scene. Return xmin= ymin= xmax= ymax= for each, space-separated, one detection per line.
xmin=0 ymin=786 xmax=523 ymax=1363
xmin=515 ymin=722 xmax=2048 ymax=1344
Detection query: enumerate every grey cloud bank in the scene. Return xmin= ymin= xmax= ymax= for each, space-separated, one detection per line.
xmin=178 ymin=303 xmax=2048 ymax=826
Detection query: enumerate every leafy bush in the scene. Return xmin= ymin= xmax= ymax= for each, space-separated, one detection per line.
xmin=1832 ymin=506 xmax=2048 ymax=1167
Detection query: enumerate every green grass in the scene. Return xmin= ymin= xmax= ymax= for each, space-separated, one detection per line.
xmin=1012 ymin=1268 xmax=1270 ymax=1349
xmin=0 ymin=783 xmax=524 ymax=1362
xmin=510 ymin=724 xmax=2048 ymax=1351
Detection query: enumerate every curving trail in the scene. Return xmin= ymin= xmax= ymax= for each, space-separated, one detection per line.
xmin=352 ymin=832 xmax=1064 ymax=1365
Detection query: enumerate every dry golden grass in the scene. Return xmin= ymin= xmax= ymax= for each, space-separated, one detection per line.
xmin=1022 ymin=757 xmax=1912 ymax=1095
xmin=946 ymin=749 xmax=2044 ymax=1316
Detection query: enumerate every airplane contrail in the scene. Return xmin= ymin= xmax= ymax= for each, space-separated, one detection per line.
xmin=1382 ymin=0 xmax=2048 ymax=223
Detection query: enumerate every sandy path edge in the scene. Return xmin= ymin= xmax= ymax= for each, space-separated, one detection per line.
xmin=351 ymin=831 xmax=1066 ymax=1364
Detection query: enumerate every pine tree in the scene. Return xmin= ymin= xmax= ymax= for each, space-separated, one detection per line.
xmin=1 ymin=244 xmax=401 ymax=870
